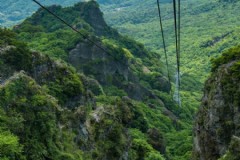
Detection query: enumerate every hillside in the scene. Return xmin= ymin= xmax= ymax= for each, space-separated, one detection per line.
xmin=1 ymin=0 xmax=202 ymax=114
xmin=2 ymin=0 xmax=239 ymax=112
xmin=101 ymin=0 xmax=240 ymax=110
xmin=0 ymin=1 xmax=193 ymax=160
xmin=1 ymin=1 xmax=239 ymax=159
xmin=193 ymin=46 xmax=240 ymax=160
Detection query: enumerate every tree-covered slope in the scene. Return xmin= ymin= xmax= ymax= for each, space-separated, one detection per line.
xmin=0 ymin=1 xmax=193 ymax=159
xmin=2 ymin=0 xmax=239 ymax=114
xmin=0 ymin=26 xmax=169 ymax=160
xmin=100 ymin=0 xmax=240 ymax=111
xmin=101 ymin=0 xmax=240 ymax=76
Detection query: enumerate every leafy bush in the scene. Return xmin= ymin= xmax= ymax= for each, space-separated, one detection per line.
xmin=0 ymin=130 xmax=22 ymax=159
xmin=211 ymin=45 xmax=240 ymax=71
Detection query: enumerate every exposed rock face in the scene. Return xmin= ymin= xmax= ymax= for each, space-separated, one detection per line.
xmin=0 ymin=46 xmax=15 ymax=84
xmin=69 ymin=42 xmax=129 ymax=84
xmin=68 ymin=41 xmax=164 ymax=101
xmin=75 ymin=1 xmax=109 ymax=36
xmin=193 ymin=52 xmax=240 ymax=160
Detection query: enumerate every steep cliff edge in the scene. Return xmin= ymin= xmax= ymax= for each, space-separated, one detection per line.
xmin=193 ymin=46 xmax=240 ymax=160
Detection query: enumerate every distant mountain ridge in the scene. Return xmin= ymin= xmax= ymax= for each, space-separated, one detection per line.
xmin=0 ymin=0 xmax=82 ymax=26
xmin=0 ymin=0 xmax=174 ymax=27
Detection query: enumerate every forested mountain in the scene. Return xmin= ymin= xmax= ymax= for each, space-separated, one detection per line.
xmin=2 ymin=0 xmax=238 ymax=114
xmin=0 ymin=1 xmax=193 ymax=159
xmin=0 ymin=1 xmax=240 ymax=160
xmin=2 ymin=0 xmax=239 ymax=117
xmin=101 ymin=0 xmax=240 ymax=109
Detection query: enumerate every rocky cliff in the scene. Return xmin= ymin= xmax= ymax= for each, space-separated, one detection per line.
xmin=193 ymin=46 xmax=240 ymax=160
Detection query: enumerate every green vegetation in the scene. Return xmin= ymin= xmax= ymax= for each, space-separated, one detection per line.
xmin=13 ymin=2 xmax=198 ymax=155
xmin=0 ymin=0 xmax=82 ymax=26
xmin=219 ymin=136 xmax=240 ymax=160
xmin=211 ymin=45 xmax=240 ymax=71
xmin=0 ymin=73 xmax=59 ymax=159
xmin=0 ymin=129 xmax=22 ymax=159
xmin=129 ymin=129 xmax=165 ymax=160
xmin=98 ymin=1 xmax=240 ymax=159
xmin=193 ymin=45 xmax=240 ymax=160
xmin=0 ymin=11 xmax=174 ymax=159
xmin=1 ymin=0 xmax=239 ymax=159
xmin=0 ymin=0 xmax=196 ymax=157
xmin=101 ymin=0 xmax=240 ymax=106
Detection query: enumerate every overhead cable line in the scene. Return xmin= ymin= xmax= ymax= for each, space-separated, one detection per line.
xmin=177 ymin=0 xmax=181 ymax=108
xmin=172 ymin=0 xmax=181 ymax=107
xmin=177 ymin=0 xmax=181 ymax=87
xmin=156 ymin=0 xmax=171 ymax=86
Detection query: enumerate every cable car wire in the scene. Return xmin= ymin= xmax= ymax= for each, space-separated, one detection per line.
xmin=172 ymin=0 xmax=181 ymax=107
xmin=156 ymin=0 xmax=171 ymax=86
